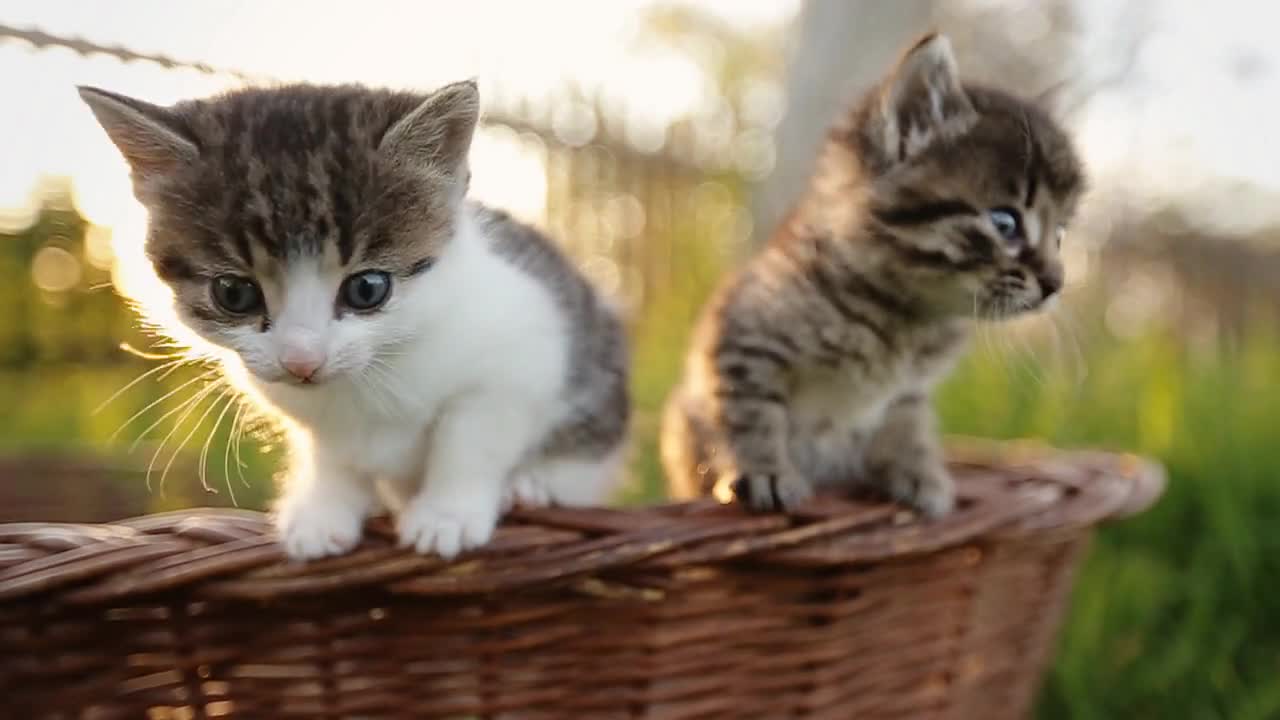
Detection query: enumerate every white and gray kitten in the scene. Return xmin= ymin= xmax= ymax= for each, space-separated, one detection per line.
xmin=80 ymin=80 xmax=629 ymax=560
xmin=662 ymin=35 xmax=1085 ymax=514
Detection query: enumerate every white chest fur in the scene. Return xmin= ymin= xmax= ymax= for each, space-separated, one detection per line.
xmin=248 ymin=216 xmax=571 ymax=484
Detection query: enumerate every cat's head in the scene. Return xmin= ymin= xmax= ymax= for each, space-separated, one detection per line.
xmin=79 ymin=81 xmax=479 ymax=388
xmin=832 ymin=33 xmax=1085 ymax=319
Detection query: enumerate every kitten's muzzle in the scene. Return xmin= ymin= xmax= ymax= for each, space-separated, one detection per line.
xmin=1037 ymin=269 xmax=1063 ymax=299
xmin=281 ymin=357 xmax=322 ymax=383
xmin=277 ymin=328 xmax=327 ymax=384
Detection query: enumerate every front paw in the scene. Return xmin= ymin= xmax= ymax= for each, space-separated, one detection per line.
xmin=275 ymin=499 xmax=366 ymax=561
xmin=398 ymin=497 xmax=499 ymax=559
xmin=879 ymin=462 xmax=956 ymax=517
xmin=722 ymin=471 xmax=813 ymax=512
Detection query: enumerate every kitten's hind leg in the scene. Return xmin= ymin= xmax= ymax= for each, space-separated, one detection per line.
xmin=503 ymin=468 xmax=551 ymax=510
xmin=374 ymin=471 xmax=421 ymax=514
xmin=659 ymin=390 xmax=718 ymax=500
xmin=504 ymin=448 xmax=626 ymax=510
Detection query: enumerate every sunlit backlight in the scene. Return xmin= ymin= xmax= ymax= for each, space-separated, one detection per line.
xmin=602 ymin=193 xmax=647 ymax=240
xmin=84 ymin=224 xmax=115 ymax=270
xmin=469 ymin=127 xmax=548 ymax=226
xmin=612 ymin=52 xmax=707 ymax=140
xmin=31 ymin=245 xmax=81 ymax=293
xmin=581 ymin=255 xmax=622 ymax=298
xmin=104 ymin=199 xmax=211 ymax=354
xmin=0 ymin=203 xmax=38 ymax=235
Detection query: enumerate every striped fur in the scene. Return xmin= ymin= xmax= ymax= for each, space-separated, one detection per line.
xmin=662 ymin=34 xmax=1084 ymax=515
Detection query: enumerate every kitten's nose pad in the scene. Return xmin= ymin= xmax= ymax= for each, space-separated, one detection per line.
xmin=282 ymin=358 xmax=320 ymax=381
xmin=279 ymin=351 xmax=325 ymax=382
xmin=1038 ymin=268 xmax=1064 ymax=298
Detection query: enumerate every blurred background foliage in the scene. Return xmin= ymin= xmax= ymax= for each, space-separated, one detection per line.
xmin=2 ymin=1 xmax=1279 ymax=717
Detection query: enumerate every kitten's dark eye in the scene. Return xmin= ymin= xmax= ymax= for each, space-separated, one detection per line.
xmin=211 ymin=275 xmax=263 ymax=315
xmin=341 ymin=270 xmax=392 ymax=311
xmin=988 ymin=208 xmax=1022 ymax=242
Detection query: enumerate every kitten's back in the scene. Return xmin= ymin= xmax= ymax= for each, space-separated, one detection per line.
xmin=473 ymin=204 xmax=630 ymax=462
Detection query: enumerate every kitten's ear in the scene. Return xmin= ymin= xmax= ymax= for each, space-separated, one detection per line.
xmin=77 ymin=86 xmax=198 ymax=179
xmin=873 ymin=33 xmax=977 ymax=162
xmin=379 ymin=79 xmax=479 ymax=177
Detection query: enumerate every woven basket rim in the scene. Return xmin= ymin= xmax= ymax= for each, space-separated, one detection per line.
xmin=0 ymin=441 xmax=1163 ymax=606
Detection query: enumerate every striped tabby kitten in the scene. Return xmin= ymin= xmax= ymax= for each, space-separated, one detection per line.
xmin=80 ymin=81 xmax=628 ymax=560
xmin=661 ymin=34 xmax=1084 ymax=514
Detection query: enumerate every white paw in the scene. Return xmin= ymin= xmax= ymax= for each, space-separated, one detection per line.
xmin=397 ymin=498 xmax=499 ymax=560
xmin=502 ymin=470 xmax=551 ymax=511
xmin=275 ymin=501 xmax=365 ymax=561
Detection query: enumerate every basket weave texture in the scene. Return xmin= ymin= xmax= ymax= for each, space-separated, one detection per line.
xmin=0 ymin=442 xmax=1163 ymax=719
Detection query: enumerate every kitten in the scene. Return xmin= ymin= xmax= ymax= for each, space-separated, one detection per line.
xmin=661 ymin=34 xmax=1084 ymax=514
xmin=79 ymin=80 xmax=629 ymax=560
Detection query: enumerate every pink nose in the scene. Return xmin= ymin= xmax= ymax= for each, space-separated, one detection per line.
xmin=281 ymin=356 xmax=322 ymax=382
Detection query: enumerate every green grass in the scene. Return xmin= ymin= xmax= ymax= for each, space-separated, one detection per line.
xmin=944 ymin=329 xmax=1280 ymax=720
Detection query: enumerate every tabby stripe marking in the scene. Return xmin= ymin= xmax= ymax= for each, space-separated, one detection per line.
xmin=715 ymin=342 xmax=791 ymax=371
xmin=808 ymin=261 xmax=893 ymax=345
xmin=872 ymin=200 xmax=976 ymax=226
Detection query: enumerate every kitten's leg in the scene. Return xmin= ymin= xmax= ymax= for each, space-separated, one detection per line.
xmin=505 ymin=447 xmax=625 ymax=510
xmin=275 ymin=440 xmax=376 ymax=561
xmin=502 ymin=466 xmax=550 ymax=510
xmin=399 ymin=393 xmax=540 ymax=559
xmin=865 ymin=392 xmax=955 ymax=516
xmin=374 ymin=472 xmax=420 ymax=515
xmin=711 ymin=348 xmax=809 ymax=512
xmin=660 ymin=389 xmax=720 ymax=499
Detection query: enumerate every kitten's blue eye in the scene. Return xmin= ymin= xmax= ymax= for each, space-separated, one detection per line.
xmin=988 ymin=208 xmax=1022 ymax=242
xmin=211 ymin=275 xmax=263 ymax=315
xmin=341 ymin=270 xmax=391 ymax=311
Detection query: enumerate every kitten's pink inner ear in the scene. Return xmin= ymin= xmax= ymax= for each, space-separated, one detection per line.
xmin=877 ymin=34 xmax=978 ymax=160
xmin=77 ymin=86 xmax=198 ymax=178
xmin=378 ymin=80 xmax=480 ymax=176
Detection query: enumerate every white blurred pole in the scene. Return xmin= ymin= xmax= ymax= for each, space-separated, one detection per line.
xmin=752 ymin=0 xmax=936 ymax=244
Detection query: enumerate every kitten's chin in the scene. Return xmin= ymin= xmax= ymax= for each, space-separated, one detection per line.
xmin=248 ymin=372 xmax=340 ymax=422
xmin=264 ymin=373 xmax=330 ymax=389
xmin=979 ymin=294 xmax=1050 ymax=320
xmin=239 ymin=367 xmax=329 ymax=395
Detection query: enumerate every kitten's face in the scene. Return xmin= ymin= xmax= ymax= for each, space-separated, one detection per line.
xmin=844 ymin=35 xmax=1084 ymax=319
xmin=80 ymin=82 xmax=479 ymax=386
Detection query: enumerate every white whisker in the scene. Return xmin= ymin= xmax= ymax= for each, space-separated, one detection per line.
xmin=158 ymin=385 xmax=229 ymax=495
xmin=93 ymin=358 xmax=189 ymax=415
xmin=231 ymin=403 xmax=251 ymax=488
xmin=223 ymin=400 xmax=246 ymax=500
xmin=1011 ymin=308 xmax=1046 ymax=387
xmin=201 ymin=390 xmax=238 ymax=504
xmin=111 ymin=369 xmax=219 ymax=444
xmin=143 ymin=379 xmax=222 ymax=492
xmin=361 ymin=359 xmax=404 ymax=419
xmin=118 ymin=342 xmax=186 ymax=361
xmin=1053 ymin=301 xmax=1089 ymax=386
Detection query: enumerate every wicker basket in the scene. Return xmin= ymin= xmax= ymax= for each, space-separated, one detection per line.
xmin=0 ymin=441 xmax=1162 ymax=719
